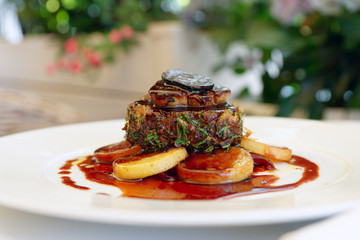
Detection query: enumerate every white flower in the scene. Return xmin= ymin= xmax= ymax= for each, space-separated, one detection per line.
xmin=309 ymin=0 xmax=342 ymax=15
xmin=309 ymin=0 xmax=360 ymax=15
xmin=341 ymin=0 xmax=360 ymax=12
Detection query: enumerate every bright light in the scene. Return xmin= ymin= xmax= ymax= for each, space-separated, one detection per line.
xmin=56 ymin=10 xmax=69 ymax=22
xmin=344 ymin=90 xmax=353 ymax=101
xmin=178 ymin=0 xmax=190 ymax=8
xmin=161 ymin=0 xmax=190 ymax=13
xmin=280 ymin=85 xmax=295 ymax=98
xmin=315 ymin=89 xmax=332 ymax=102
xmin=46 ymin=0 xmax=60 ymax=13
xmin=61 ymin=0 xmax=77 ymax=10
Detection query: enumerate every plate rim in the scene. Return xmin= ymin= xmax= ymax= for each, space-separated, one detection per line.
xmin=0 ymin=116 xmax=359 ymax=226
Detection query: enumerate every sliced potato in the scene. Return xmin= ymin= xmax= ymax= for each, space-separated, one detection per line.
xmin=240 ymin=137 xmax=292 ymax=161
xmin=177 ymin=147 xmax=254 ymax=185
xmin=94 ymin=141 xmax=142 ymax=163
xmin=113 ymin=147 xmax=188 ymax=180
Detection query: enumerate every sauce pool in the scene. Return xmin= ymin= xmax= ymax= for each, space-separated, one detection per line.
xmin=58 ymin=154 xmax=319 ymax=200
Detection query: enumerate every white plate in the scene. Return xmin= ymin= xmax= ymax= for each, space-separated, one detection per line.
xmin=0 ymin=117 xmax=359 ymax=226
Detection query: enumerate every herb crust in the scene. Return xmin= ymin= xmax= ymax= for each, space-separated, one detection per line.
xmin=124 ymin=100 xmax=243 ymax=153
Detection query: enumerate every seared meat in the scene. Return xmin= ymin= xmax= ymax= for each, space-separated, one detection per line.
xmin=149 ymin=80 xmax=231 ymax=107
xmin=124 ymin=100 xmax=243 ymax=152
xmin=124 ymin=69 xmax=243 ymax=153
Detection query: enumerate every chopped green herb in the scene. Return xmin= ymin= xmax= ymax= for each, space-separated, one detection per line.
xmin=221 ymin=143 xmax=231 ymax=151
xmin=129 ymin=131 xmax=141 ymax=142
xmin=218 ymin=125 xmax=228 ymax=138
xmin=134 ymin=116 xmax=144 ymax=122
xmin=199 ymin=128 xmax=210 ymax=137
xmin=204 ymin=145 xmax=214 ymax=153
xmin=146 ymin=131 xmax=163 ymax=151
xmin=175 ymin=117 xmax=191 ymax=146
xmin=197 ymin=111 xmax=206 ymax=125
xmin=192 ymin=138 xmax=208 ymax=148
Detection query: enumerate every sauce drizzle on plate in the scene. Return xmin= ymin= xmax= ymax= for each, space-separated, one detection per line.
xmin=58 ymin=154 xmax=319 ymax=200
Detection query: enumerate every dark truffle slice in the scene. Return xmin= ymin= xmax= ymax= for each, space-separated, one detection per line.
xmin=162 ymin=69 xmax=214 ymax=92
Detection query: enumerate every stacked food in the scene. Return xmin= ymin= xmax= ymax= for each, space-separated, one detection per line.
xmin=94 ymin=69 xmax=292 ymax=185
xmin=126 ymin=69 xmax=243 ymax=153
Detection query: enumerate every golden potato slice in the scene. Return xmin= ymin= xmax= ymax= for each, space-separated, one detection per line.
xmin=113 ymin=147 xmax=188 ymax=180
xmin=240 ymin=137 xmax=292 ymax=161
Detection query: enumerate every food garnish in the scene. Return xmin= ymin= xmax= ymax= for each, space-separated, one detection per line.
xmin=161 ymin=69 xmax=214 ymax=92
xmin=59 ymin=69 xmax=319 ymax=200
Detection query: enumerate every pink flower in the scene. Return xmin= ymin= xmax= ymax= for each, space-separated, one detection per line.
xmin=64 ymin=38 xmax=78 ymax=54
xmin=121 ymin=25 xmax=134 ymax=39
xmin=58 ymin=57 xmax=69 ymax=70
xmin=86 ymin=51 xmax=102 ymax=67
xmin=271 ymin=0 xmax=311 ymax=24
xmin=45 ymin=63 xmax=56 ymax=75
xmin=109 ymin=29 xmax=122 ymax=43
xmin=70 ymin=60 xmax=83 ymax=73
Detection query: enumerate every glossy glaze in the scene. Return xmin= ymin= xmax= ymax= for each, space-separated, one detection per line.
xmin=58 ymin=153 xmax=319 ymax=200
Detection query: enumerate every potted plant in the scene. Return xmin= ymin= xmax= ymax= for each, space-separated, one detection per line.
xmin=184 ymin=0 xmax=360 ymax=119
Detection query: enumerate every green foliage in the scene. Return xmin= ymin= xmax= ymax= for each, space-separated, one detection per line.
xmin=188 ymin=0 xmax=360 ymax=119
xmin=16 ymin=0 xmax=176 ymax=37
xmin=14 ymin=0 xmax=180 ymax=74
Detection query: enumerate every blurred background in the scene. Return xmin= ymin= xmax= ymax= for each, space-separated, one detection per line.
xmin=1 ymin=0 xmax=360 ymax=136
